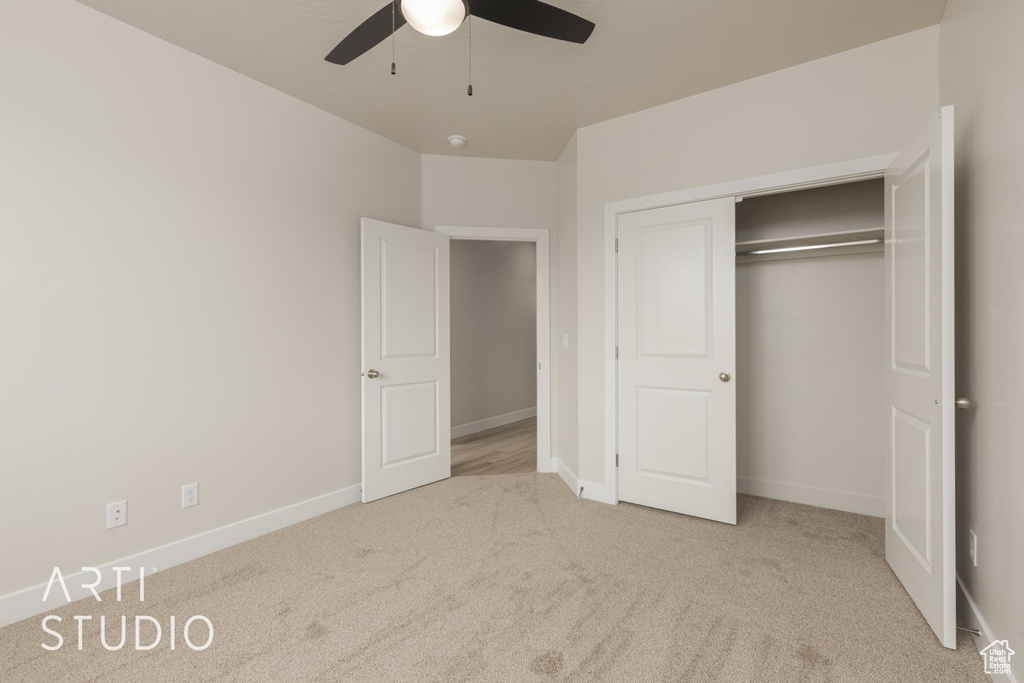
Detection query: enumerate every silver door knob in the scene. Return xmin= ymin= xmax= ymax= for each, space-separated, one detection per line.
xmin=365 ymin=369 xmax=380 ymax=379
xmin=719 ymin=372 xmax=731 ymax=383
xmin=955 ymin=397 xmax=971 ymax=411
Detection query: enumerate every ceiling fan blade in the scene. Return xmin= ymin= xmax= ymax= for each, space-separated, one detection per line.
xmin=470 ymin=0 xmax=595 ymax=44
xmin=325 ymin=2 xmax=407 ymax=65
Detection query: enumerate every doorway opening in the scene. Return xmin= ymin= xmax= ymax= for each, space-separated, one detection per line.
xmin=735 ymin=179 xmax=886 ymax=516
xmin=450 ymin=239 xmax=536 ymax=476
xmin=436 ymin=226 xmax=552 ymax=477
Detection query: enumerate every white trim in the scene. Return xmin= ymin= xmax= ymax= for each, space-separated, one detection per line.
xmin=737 ymin=477 xmax=884 ymax=517
xmin=940 ymin=105 xmax=958 ymax=651
xmin=436 ymin=226 xmax=554 ymax=473
xmin=554 ymin=458 xmax=578 ymax=496
xmin=602 ymin=154 xmax=898 ymax=506
xmin=957 ymin=575 xmax=1019 ymax=682
xmin=451 ymin=407 xmax=537 ymax=439
xmin=606 ymin=153 xmax=898 ymax=218
xmin=0 ymin=484 xmax=361 ymax=628
xmin=578 ymin=479 xmax=616 ymax=505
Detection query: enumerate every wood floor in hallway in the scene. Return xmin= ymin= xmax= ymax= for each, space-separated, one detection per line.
xmin=451 ymin=417 xmax=537 ymax=476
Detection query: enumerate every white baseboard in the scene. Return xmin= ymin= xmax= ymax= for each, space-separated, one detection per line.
xmin=451 ymin=407 xmax=537 ymax=439
xmin=957 ymin=575 xmax=1017 ymax=682
xmin=0 ymin=484 xmax=362 ymax=629
xmin=554 ymin=458 xmax=578 ymax=495
xmin=737 ymin=476 xmax=884 ymax=517
xmin=578 ymin=479 xmax=616 ymax=505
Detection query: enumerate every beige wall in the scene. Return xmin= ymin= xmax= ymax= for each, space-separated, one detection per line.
xmin=0 ymin=0 xmax=421 ymax=596
xmin=940 ymin=0 xmax=1024 ymax=647
xmin=450 ymin=241 xmax=537 ymax=429
xmin=420 ymin=155 xmax=556 ymax=231
xmin=736 ymin=182 xmax=885 ymax=514
xmin=555 ymin=136 xmax=579 ymax=476
xmin=574 ymin=27 xmax=941 ymax=482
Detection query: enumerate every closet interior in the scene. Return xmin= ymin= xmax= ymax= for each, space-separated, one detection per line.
xmin=735 ymin=179 xmax=886 ymax=516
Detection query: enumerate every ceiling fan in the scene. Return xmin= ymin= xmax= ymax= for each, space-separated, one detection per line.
xmin=325 ymin=0 xmax=596 ymax=66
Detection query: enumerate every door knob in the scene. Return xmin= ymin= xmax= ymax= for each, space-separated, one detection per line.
xmin=955 ymin=397 xmax=971 ymax=411
xmin=365 ymin=369 xmax=380 ymax=379
xmin=719 ymin=371 xmax=731 ymax=383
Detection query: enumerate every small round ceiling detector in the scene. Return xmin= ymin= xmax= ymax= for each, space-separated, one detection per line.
xmin=448 ymin=135 xmax=467 ymax=148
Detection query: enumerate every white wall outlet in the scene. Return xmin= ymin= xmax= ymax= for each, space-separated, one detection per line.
xmin=106 ymin=500 xmax=127 ymax=529
xmin=182 ymin=483 xmax=199 ymax=509
xmin=968 ymin=529 xmax=978 ymax=566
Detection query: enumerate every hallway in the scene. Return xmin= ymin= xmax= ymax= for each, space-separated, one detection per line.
xmin=451 ymin=418 xmax=537 ymax=477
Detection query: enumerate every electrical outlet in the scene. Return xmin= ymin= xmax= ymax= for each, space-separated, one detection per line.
xmin=182 ymin=483 xmax=199 ymax=509
xmin=106 ymin=500 xmax=127 ymax=529
xmin=968 ymin=529 xmax=977 ymax=567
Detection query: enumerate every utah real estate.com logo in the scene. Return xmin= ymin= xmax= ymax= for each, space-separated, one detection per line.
xmin=980 ymin=639 xmax=1015 ymax=677
xmin=40 ymin=567 xmax=213 ymax=652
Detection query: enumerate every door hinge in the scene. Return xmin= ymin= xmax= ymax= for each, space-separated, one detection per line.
xmin=538 ymin=362 xmax=542 ymax=370
xmin=615 ymin=453 xmax=619 ymax=467
xmin=615 ymin=238 xmax=619 ymax=253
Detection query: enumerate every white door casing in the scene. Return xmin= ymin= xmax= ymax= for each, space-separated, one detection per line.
xmin=434 ymin=226 xmax=552 ymax=474
xmin=617 ymin=197 xmax=737 ymax=524
xmin=361 ymin=219 xmax=451 ymax=503
xmin=884 ymin=107 xmax=956 ymax=649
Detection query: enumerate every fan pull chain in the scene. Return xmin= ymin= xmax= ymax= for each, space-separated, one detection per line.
xmin=467 ymin=11 xmax=473 ymax=96
xmin=391 ymin=0 xmax=396 ymax=75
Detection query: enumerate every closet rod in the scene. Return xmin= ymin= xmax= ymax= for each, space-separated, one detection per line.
xmin=738 ymin=238 xmax=882 ymax=257
xmin=735 ymin=228 xmax=885 ymax=263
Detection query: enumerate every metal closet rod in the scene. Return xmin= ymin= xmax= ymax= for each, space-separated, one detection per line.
xmin=735 ymin=228 xmax=884 ymax=262
xmin=739 ymin=238 xmax=883 ymax=256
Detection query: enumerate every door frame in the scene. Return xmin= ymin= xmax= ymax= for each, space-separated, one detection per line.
xmin=597 ymin=153 xmax=898 ymax=505
xmin=435 ymin=225 xmax=553 ymax=474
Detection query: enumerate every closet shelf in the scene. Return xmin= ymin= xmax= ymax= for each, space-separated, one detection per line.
xmin=736 ymin=228 xmax=884 ymax=263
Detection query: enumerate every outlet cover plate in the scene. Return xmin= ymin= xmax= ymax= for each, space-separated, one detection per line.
xmin=182 ymin=483 xmax=199 ymax=509
xmin=106 ymin=500 xmax=127 ymax=529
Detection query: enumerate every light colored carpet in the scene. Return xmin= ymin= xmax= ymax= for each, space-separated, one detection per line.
xmin=2 ymin=473 xmax=988 ymax=682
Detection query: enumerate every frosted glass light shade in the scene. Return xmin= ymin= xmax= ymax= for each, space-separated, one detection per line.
xmin=401 ymin=0 xmax=467 ymax=37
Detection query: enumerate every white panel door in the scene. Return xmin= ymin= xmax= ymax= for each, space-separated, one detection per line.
xmin=617 ymin=197 xmax=736 ymax=524
xmin=361 ymin=219 xmax=450 ymax=503
xmin=884 ymin=107 xmax=956 ymax=648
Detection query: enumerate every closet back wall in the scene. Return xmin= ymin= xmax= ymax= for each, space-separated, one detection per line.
xmin=450 ymin=241 xmax=537 ymax=437
xmin=736 ymin=181 xmax=886 ymax=516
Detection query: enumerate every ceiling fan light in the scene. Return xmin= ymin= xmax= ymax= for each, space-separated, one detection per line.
xmin=400 ymin=0 xmax=467 ymax=37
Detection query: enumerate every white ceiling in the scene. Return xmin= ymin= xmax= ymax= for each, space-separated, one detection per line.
xmin=75 ymin=0 xmax=947 ymax=160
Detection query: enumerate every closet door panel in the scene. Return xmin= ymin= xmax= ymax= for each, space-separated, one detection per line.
xmin=891 ymin=152 xmax=931 ymax=373
xmin=617 ymin=197 xmax=736 ymax=525
xmin=884 ymin=106 xmax=956 ymax=649
xmin=636 ymin=387 xmax=709 ymax=482
xmin=636 ymin=221 xmax=710 ymax=358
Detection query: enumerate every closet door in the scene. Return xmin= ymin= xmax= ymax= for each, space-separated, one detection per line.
xmin=884 ymin=106 xmax=956 ymax=649
xmin=617 ymin=197 xmax=736 ymax=524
